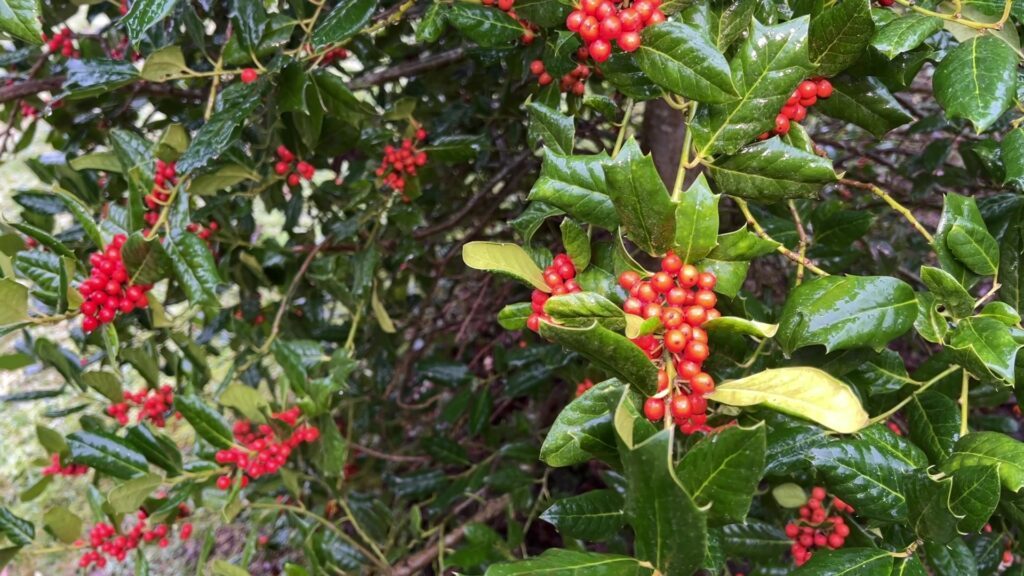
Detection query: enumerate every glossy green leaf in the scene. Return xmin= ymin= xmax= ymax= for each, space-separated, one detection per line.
xmin=810 ymin=437 xmax=914 ymax=521
xmin=692 ymin=18 xmax=813 ymax=155
xmin=513 ymin=0 xmax=569 ymax=27
xmin=543 ymin=292 xmax=626 ymax=331
xmin=933 ymin=36 xmax=1017 ymax=133
xmin=906 ymin=391 xmax=961 ymax=465
xmin=948 ymin=464 xmax=1000 ymax=533
xmin=1003 ymin=127 xmax=1024 ymax=188
xmin=0 ymin=0 xmax=42 ymax=44
xmin=497 ymin=302 xmax=531 ymax=330
xmin=708 ymin=367 xmax=869 ymax=433
xmin=635 ymin=22 xmax=737 ymax=104
xmin=190 ymin=164 xmax=259 ymax=196
xmin=979 ymin=301 xmax=1020 ymax=325
xmin=934 ymin=193 xmax=985 ymax=286
xmin=762 ymin=411 xmax=829 ymax=477
xmin=540 ymin=379 xmax=622 ymax=466
xmin=82 ymin=371 xmax=123 ymax=403
xmin=707 ymin=139 xmax=838 ymax=201
xmin=232 ymin=0 xmax=267 ymax=50
xmin=703 ymin=316 xmax=778 ymax=339
xmin=540 ymin=489 xmax=625 ymax=540
xmin=815 ymin=76 xmax=913 ymax=137
xmin=560 ymin=218 xmax=591 ymax=271
xmin=417 ymin=4 xmax=446 ymax=43
xmin=448 ymin=3 xmax=523 ymax=47
xmin=63 ymin=59 xmax=139 ymax=99
xmin=809 ymin=0 xmax=874 ymax=76
xmin=67 ymin=431 xmax=149 ymax=479
xmin=719 ymin=520 xmax=791 ymax=560
xmin=621 ymin=429 xmax=707 ymax=576
xmin=941 ymin=431 xmax=1024 ymax=491
xmin=706 ymin=225 xmax=780 ymax=260
xmin=121 ymin=232 xmax=171 ymax=285
xmin=845 ymin=349 xmax=915 ymax=396
xmin=529 ymin=150 xmax=618 ymax=230
xmin=165 ymin=232 xmax=221 ymax=314
xmin=603 ymin=139 xmax=676 ymax=256
xmin=677 ymin=422 xmax=766 ymax=524
xmin=777 ymin=275 xmax=917 ymax=353
xmin=920 ymin=266 xmax=974 ymax=318
xmin=485 ymin=549 xmax=654 ymax=576
xmin=178 ymin=82 xmax=264 ymax=173
xmin=107 ymin=473 xmax=162 ymax=514
xmin=9 ymin=222 xmax=74 ymax=257
xmin=123 ymin=0 xmax=180 ymax=44
xmin=703 ymin=0 xmax=756 ymax=51
xmin=863 ymin=422 xmax=929 ymax=468
xmin=922 ymin=538 xmax=978 ymax=576
xmin=947 ymin=317 xmax=1022 ymax=385
xmin=672 ymin=174 xmax=719 ymax=262
xmin=175 ymin=395 xmax=233 ymax=449
xmin=871 ymin=14 xmax=943 ymax=58
xmin=0 ymin=508 xmax=33 ymax=546
xmin=540 ymin=321 xmax=658 ymax=395
xmin=42 ymin=506 xmax=81 ymax=544
xmin=915 ymin=292 xmax=949 ymax=344
xmin=792 ymin=548 xmax=894 ymax=575
xmin=123 ymin=424 xmax=183 ymax=475
xmin=906 ymin=470 xmax=958 ymax=543
xmin=463 ymin=241 xmax=549 ymax=292
xmin=946 ymin=223 xmax=999 ymax=276
xmin=219 ymin=383 xmax=268 ymax=423
xmin=0 ymin=279 xmax=28 ymax=326
xmin=311 ymin=0 xmax=376 ymax=48
xmin=528 ymin=102 xmax=574 ymax=155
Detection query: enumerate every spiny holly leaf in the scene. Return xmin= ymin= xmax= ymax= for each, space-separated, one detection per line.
xmin=947 ymin=317 xmax=1022 ymax=385
xmin=791 ymin=548 xmax=894 ymax=575
xmin=707 ymin=367 xmax=869 ymax=433
xmin=814 ymin=76 xmax=913 ymax=138
xmin=124 ymin=0 xmax=180 ymax=45
xmin=560 ymin=218 xmax=591 ymax=271
xmin=0 ymin=0 xmax=43 ymax=45
xmin=620 ymin=429 xmax=707 ymax=576
xmin=540 ymin=489 xmax=625 ymax=541
xmin=528 ymin=102 xmax=574 ymax=155
xmin=543 ymin=292 xmax=626 ymax=331
xmin=776 ymin=275 xmax=917 ymax=353
xmin=692 ymin=17 xmax=813 ymax=155
xmin=845 ymin=349 xmax=916 ymax=396
xmin=175 ymin=395 xmax=233 ymax=449
xmin=539 ymin=321 xmax=658 ymax=395
xmin=810 ymin=437 xmax=915 ymax=522
xmin=448 ymin=3 xmax=523 ymax=47
xmin=906 ymin=470 xmax=958 ymax=543
xmin=603 ymin=139 xmax=676 ymax=256
xmin=123 ymin=425 xmax=183 ymax=475
xmin=915 ymin=293 xmax=950 ymax=344
xmin=934 ymin=193 xmax=986 ymax=286
xmin=528 ymin=150 xmax=618 ymax=230
xmin=920 ymin=265 xmax=974 ymax=318
xmin=310 ymin=0 xmax=376 ymax=48
xmin=948 ymin=464 xmax=1000 ymax=534
xmin=672 ymin=174 xmax=719 ymax=262
xmin=933 ymin=36 xmax=1017 ymax=133
xmin=707 ymin=138 xmax=838 ymax=201
xmin=871 ymin=13 xmax=943 ymax=59
xmin=676 ymin=422 xmax=766 ymax=525
xmin=905 ymin=391 xmax=961 ymax=465
xmin=540 ymin=379 xmax=623 ymax=467
xmin=67 ymin=431 xmax=149 ymax=479
xmin=921 ymin=538 xmax=978 ymax=576
xmin=946 ymin=223 xmax=999 ymax=276
xmin=635 ymin=21 xmax=738 ymax=104
xmin=165 ymin=232 xmax=221 ymax=314
xmin=940 ymin=431 xmax=1024 ymax=492
xmin=463 ymin=241 xmax=549 ymax=292
xmin=0 ymin=508 xmax=33 ymax=546
xmin=178 ymin=82 xmax=265 ymax=173
xmin=107 ymin=473 xmax=163 ymax=514
xmin=121 ymin=233 xmax=172 ymax=285
xmin=484 ymin=549 xmax=654 ymax=576
xmin=718 ymin=520 xmax=791 ymax=560
xmin=808 ymin=0 xmax=874 ymax=77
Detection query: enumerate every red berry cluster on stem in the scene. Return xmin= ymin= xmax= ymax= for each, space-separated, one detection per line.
xmin=528 ymin=253 xmax=582 ymax=332
xmin=624 ymin=253 xmax=720 ymax=434
xmin=106 ymin=385 xmax=176 ymax=427
xmin=319 ymin=46 xmax=350 ymax=65
xmin=529 ymin=58 xmax=593 ymax=95
xmin=213 ymin=410 xmax=320 ymax=489
xmin=758 ymin=78 xmax=833 ymax=140
xmin=78 ymin=234 xmax=152 ymax=332
xmin=19 ymin=102 xmax=37 ymax=119
xmin=375 ymin=130 xmax=428 ymax=199
xmin=186 ymin=219 xmax=219 ymax=242
xmin=79 ymin=512 xmax=192 ymax=569
xmin=144 ymin=158 xmax=177 ymax=230
xmin=42 ymin=453 xmax=89 ymax=477
xmin=566 ymin=0 xmax=665 ymax=63
xmin=575 ymin=378 xmax=594 ymax=397
xmin=482 ymin=0 xmax=538 ymax=43
xmin=785 ymin=487 xmax=854 ymax=566
xmin=274 ymin=145 xmax=315 ymax=187
xmin=42 ymin=28 xmax=79 ymax=59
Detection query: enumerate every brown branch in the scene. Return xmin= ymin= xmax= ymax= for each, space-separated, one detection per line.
xmin=350 ymin=443 xmax=430 ymax=463
xmin=349 ymin=47 xmax=468 ymax=90
xmin=0 ymin=76 xmax=205 ymax=104
xmin=391 ymin=495 xmax=511 ymax=576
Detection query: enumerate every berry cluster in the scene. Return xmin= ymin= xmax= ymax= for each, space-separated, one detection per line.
xmin=79 ymin=513 xmax=192 ymax=569
xmin=186 ymin=220 xmax=219 ymax=242
xmin=78 ymin=234 xmax=152 ymax=332
xmin=757 ymin=78 xmax=833 ymax=139
xmin=319 ymin=46 xmax=350 ymax=66
xmin=144 ymin=158 xmax=177 ymax=230
xmin=119 ymin=0 xmax=128 ymax=15
xmin=481 ymin=0 xmax=538 ymax=43
xmin=527 ymin=253 xmax=583 ymax=332
xmin=565 ymin=0 xmax=665 ymax=63
xmin=41 ymin=453 xmax=89 ymax=477
xmin=274 ymin=145 xmax=316 ymax=187
xmin=213 ymin=414 xmax=320 ymax=489
xmin=19 ymin=102 xmax=37 ymax=119
xmin=106 ymin=385 xmax=176 ymax=427
xmin=42 ymin=28 xmax=79 ymax=59
xmin=375 ymin=130 xmax=429 ymax=198
xmin=622 ymin=253 xmax=720 ymax=434
xmin=240 ymin=68 xmax=259 ymax=84
xmin=784 ymin=487 xmax=853 ymax=566
xmin=108 ymin=36 xmax=140 ymax=61
xmin=529 ymin=58 xmax=593 ymax=95
xmin=575 ymin=378 xmax=595 ymax=397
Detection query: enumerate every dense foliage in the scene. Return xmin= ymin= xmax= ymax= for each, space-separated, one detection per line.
xmin=0 ymin=0 xmax=1023 ymax=574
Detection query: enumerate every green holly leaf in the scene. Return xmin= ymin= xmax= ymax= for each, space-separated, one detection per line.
xmin=67 ymin=431 xmax=150 ymax=479
xmin=485 ymin=549 xmax=654 ymax=576
xmin=777 ymin=275 xmax=917 ymax=353
xmin=677 ymin=422 xmax=766 ymax=525
xmin=311 ymin=0 xmax=376 ymax=48
xmin=175 ymin=395 xmax=233 ymax=449
xmin=635 ymin=21 xmax=738 ymax=104
xmin=672 ymin=174 xmax=719 ymax=262
xmin=416 ymin=3 xmax=447 ymax=42
xmin=121 ymin=232 xmax=172 ymax=286
xmin=529 ymin=150 xmax=619 ymax=230
xmin=815 ymin=76 xmax=913 ymax=137
xmin=42 ymin=506 xmax=81 ymax=544
xmin=0 ymin=278 xmax=28 ymax=326
xmin=540 ymin=489 xmax=625 ymax=541
xmin=496 ymin=302 xmax=531 ymax=330
xmin=165 ymin=232 xmax=221 ymax=314
xmin=906 ymin=391 xmax=961 ymax=465
xmin=947 ymin=317 xmax=1022 ymax=385
xmin=946 ymin=223 xmax=999 ymax=276
xmin=706 ymin=226 xmax=780 ymax=260
xmin=1003 ymin=127 xmax=1024 ymax=188
xmin=934 ymin=36 xmax=1017 ymax=133
xmin=941 ymin=431 xmax=1024 ymax=492
xmin=123 ymin=425 xmax=183 ymax=475
xmin=692 ymin=18 xmax=813 ymax=155
xmin=543 ymin=292 xmax=626 ymax=331
xmin=871 ymin=13 xmax=943 ymax=59
xmin=107 ymin=473 xmax=163 ymax=514
xmin=791 ymin=548 xmax=894 ymax=575
xmin=0 ymin=0 xmax=43 ymax=45
xmin=703 ymin=0 xmax=757 ymax=51
xmin=603 ymin=139 xmax=676 ymax=256
xmin=528 ymin=103 xmax=574 ymax=155
xmin=63 ymin=59 xmax=139 ymax=100
xmin=948 ymin=464 xmax=1000 ymax=533
xmin=560 ymin=218 xmax=591 ymax=271
xmin=178 ymin=82 xmax=265 ymax=173
xmin=707 ymin=367 xmax=869 ymax=433
xmin=921 ymin=538 xmax=978 ymax=576
xmin=707 ymin=139 xmax=838 ymax=201
xmin=0 ymin=508 xmax=33 ymax=546
xmin=123 ymin=0 xmax=180 ymax=45
xmin=934 ymin=193 xmax=986 ymax=286
xmin=448 ymin=3 xmax=523 ymax=47
xmin=915 ymin=293 xmax=950 ymax=344
xmin=540 ymin=379 xmax=623 ymax=467
xmin=810 ymin=437 xmax=915 ymax=521
xmin=703 ymin=316 xmax=778 ymax=339
xmin=621 ymin=429 xmax=707 ymax=576
xmin=540 ymin=321 xmax=658 ymax=395
xmin=978 ymin=301 xmax=1020 ymax=326
xmin=718 ymin=520 xmax=791 ymax=560
xmin=808 ymin=0 xmax=875 ymax=76
xmin=463 ymin=241 xmax=550 ymax=292
xmin=920 ymin=265 xmax=975 ymax=318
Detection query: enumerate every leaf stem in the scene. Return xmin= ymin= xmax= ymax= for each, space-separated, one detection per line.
xmin=960 ymin=370 xmax=970 ymax=437
xmin=611 ymin=98 xmax=634 ymax=157
xmin=250 ymin=502 xmax=389 ymax=571
xmin=867 ymin=366 xmax=960 ymax=426
xmin=336 ymin=497 xmax=389 ymax=566
xmin=671 ymin=102 xmax=698 ymax=202
xmin=892 ymin=0 xmax=1011 ymax=30
xmin=259 ymin=237 xmax=331 ymax=354
xmin=787 ymin=200 xmax=808 ymax=286
xmin=733 ymin=197 xmax=830 ymax=277
xmin=974 ymin=281 xmax=1002 ymax=309
xmin=841 ymin=179 xmax=933 ymax=243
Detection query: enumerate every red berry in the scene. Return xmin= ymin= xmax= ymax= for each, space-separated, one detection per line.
xmin=619 ymin=8 xmax=641 ymax=30
xmin=646 ymin=10 xmax=665 ymax=24
xmin=664 ymin=329 xmax=687 ymax=353
xmin=643 ymin=397 xmax=665 ymax=421
xmin=651 ymin=272 xmax=674 ymax=293
xmin=530 ymin=59 xmax=546 ymax=75
xmin=538 ymin=72 xmax=553 ymax=86
xmin=816 ymin=79 xmax=833 ymax=99
xmin=695 ymin=290 xmax=717 ymax=309
xmin=798 ymin=80 xmax=817 ymax=99
xmin=634 ymin=0 xmax=654 ymax=20
xmin=774 ymin=114 xmax=790 ymax=135
xmin=579 ymin=17 xmax=601 ymax=42
xmin=684 ymin=340 xmax=709 ymax=363
xmin=691 ymin=372 xmax=714 ymax=394
xmin=240 ymin=68 xmax=258 ymax=84
xmin=581 ymin=0 xmax=602 ymax=14
xmin=594 ymin=1 xmax=615 ymax=19
xmin=670 ymin=395 xmax=691 ymax=419
xmin=618 ymin=31 xmax=641 ymax=52
xmin=599 ymin=15 xmax=622 ymax=40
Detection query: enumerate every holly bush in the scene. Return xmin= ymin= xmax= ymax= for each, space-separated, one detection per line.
xmin=0 ymin=0 xmax=1023 ymax=574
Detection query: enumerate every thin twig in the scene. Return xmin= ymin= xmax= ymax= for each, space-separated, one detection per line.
xmin=261 ymin=238 xmax=330 ymax=353
xmin=841 ymin=179 xmax=934 ymax=243
xmin=349 ymin=48 xmax=467 ymax=90
xmin=391 ymin=495 xmax=510 ymax=576
xmin=733 ymin=197 xmax=829 ymax=277
xmin=787 ymin=200 xmax=809 ymax=285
